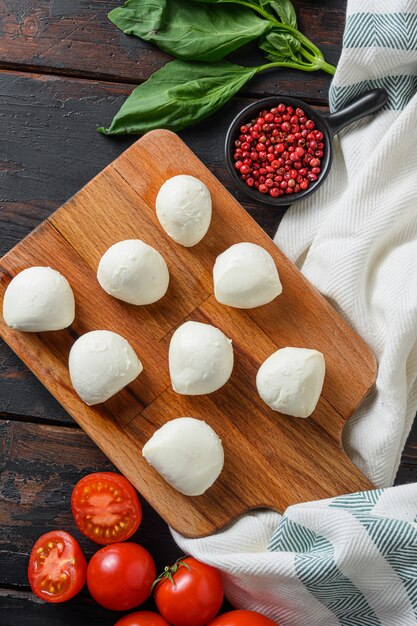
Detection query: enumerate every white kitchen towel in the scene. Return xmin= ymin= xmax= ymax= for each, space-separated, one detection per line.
xmin=173 ymin=2 xmax=417 ymax=624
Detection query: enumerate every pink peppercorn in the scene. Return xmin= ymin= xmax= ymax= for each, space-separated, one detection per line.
xmin=232 ymin=102 xmax=324 ymax=198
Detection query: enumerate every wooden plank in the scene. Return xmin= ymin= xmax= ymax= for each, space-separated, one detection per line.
xmin=0 ymin=130 xmax=376 ymax=537
xmin=0 ymin=0 xmax=344 ymax=101
xmin=0 ymin=419 xmax=182 ymax=589
xmin=0 ymin=589 xmax=136 ymax=626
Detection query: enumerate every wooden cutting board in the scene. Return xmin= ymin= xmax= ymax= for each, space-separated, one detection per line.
xmin=0 ymin=130 xmax=376 ymax=538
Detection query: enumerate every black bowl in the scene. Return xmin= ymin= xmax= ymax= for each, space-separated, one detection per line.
xmin=225 ymin=90 xmax=388 ymax=207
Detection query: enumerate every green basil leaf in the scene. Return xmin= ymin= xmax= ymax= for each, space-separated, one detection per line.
xmin=270 ymin=0 xmax=297 ymax=28
xmin=109 ymin=0 xmax=271 ymax=63
xmin=259 ymin=30 xmax=300 ymax=61
xmin=258 ymin=34 xmax=287 ymax=61
xmin=99 ymin=60 xmax=258 ymax=135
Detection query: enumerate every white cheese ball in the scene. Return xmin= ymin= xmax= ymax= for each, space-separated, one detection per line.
xmin=142 ymin=417 xmax=224 ymax=496
xmin=256 ymin=347 xmax=325 ymax=418
xmin=69 ymin=330 xmax=143 ymax=405
xmin=213 ymin=242 xmax=282 ymax=309
xmin=97 ymin=239 xmax=169 ymax=305
xmin=169 ymin=321 xmax=233 ymax=395
xmin=3 ymin=266 xmax=75 ymax=332
xmin=156 ymin=175 xmax=212 ymax=247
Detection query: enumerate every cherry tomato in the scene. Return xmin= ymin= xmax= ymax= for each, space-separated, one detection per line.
xmin=28 ymin=530 xmax=87 ymax=603
xmin=114 ymin=612 xmax=171 ymax=626
xmin=87 ymin=542 xmax=156 ymax=611
xmin=207 ymin=610 xmax=278 ymax=625
xmin=71 ymin=472 xmax=142 ymax=545
xmin=154 ymin=557 xmax=223 ymax=626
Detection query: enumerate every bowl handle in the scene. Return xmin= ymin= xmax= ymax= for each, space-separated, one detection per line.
xmin=324 ymin=88 xmax=388 ymax=136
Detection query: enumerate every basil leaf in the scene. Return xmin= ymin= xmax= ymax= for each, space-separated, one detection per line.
xmin=259 ymin=30 xmax=300 ymax=61
xmin=270 ymin=0 xmax=297 ymax=28
xmin=99 ymin=60 xmax=258 ymax=135
xmin=109 ymin=0 xmax=271 ymax=63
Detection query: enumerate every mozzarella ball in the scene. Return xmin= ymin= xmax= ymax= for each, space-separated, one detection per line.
xmin=213 ymin=242 xmax=282 ymax=309
xmin=97 ymin=239 xmax=169 ymax=305
xmin=3 ymin=266 xmax=75 ymax=332
xmin=256 ymin=347 xmax=325 ymax=418
xmin=169 ymin=321 xmax=233 ymax=395
xmin=69 ymin=330 xmax=143 ymax=405
xmin=142 ymin=417 xmax=224 ymax=496
xmin=156 ymin=175 xmax=212 ymax=247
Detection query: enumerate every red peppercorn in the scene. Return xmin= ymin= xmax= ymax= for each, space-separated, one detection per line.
xmin=232 ymin=102 xmax=325 ymax=198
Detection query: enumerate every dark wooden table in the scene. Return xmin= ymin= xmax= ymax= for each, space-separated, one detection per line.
xmin=1 ymin=2 xmax=416 ymax=624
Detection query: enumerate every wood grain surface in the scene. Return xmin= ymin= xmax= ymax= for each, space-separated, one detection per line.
xmin=0 ymin=130 xmax=376 ymax=538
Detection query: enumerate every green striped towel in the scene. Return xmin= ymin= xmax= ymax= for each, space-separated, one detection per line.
xmin=174 ymin=2 xmax=417 ymax=624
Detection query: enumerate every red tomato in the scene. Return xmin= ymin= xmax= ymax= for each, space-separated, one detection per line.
xmin=87 ymin=542 xmax=156 ymax=611
xmin=114 ymin=612 xmax=171 ymax=626
xmin=71 ymin=472 xmax=142 ymax=545
xmin=28 ymin=530 xmax=87 ymax=603
xmin=154 ymin=557 xmax=224 ymax=626
xmin=207 ymin=610 xmax=278 ymax=625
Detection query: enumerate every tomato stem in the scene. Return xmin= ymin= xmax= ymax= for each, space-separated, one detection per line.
xmin=151 ymin=558 xmax=191 ymax=593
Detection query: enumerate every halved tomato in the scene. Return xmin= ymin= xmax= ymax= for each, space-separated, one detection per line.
xmin=71 ymin=472 xmax=142 ymax=544
xmin=28 ymin=530 xmax=87 ymax=603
